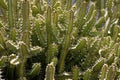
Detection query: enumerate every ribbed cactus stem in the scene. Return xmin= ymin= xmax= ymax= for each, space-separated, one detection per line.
xmin=9 ymin=56 xmax=19 ymax=80
xmin=22 ymin=31 xmax=31 ymax=47
xmin=35 ymin=0 xmax=43 ymax=14
xmin=8 ymin=0 xmax=14 ymax=28
xmin=72 ymin=65 xmax=79 ymax=80
xmin=58 ymin=10 xmax=74 ymax=73
xmin=92 ymin=58 xmax=105 ymax=72
xmin=112 ymin=25 xmax=119 ymax=42
xmin=45 ymin=62 xmax=55 ymax=80
xmin=82 ymin=10 xmax=96 ymax=36
xmin=12 ymin=0 xmax=17 ymax=27
xmin=66 ymin=0 xmax=72 ymax=10
xmin=0 ymin=32 xmax=5 ymax=46
xmin=71 ymin=38 xmax=86 ymax=52
xmin=53 ymin=11 xmax=58 ymax=26
xmin=99 ymin=64 xmax=108 ymax=80
xmin=46 ymin=6 xmax=52 ymax=47
xmin=103 ymin=18 xmax=110 ymax=37
xmin=10 ymin=28 xmax=17 ymax=41
xmin=0 ymin=0 xmax=7 ymax=10
xmin=78 ymin=1 xmax=87 ymax=21
xmin=29 ymin=63 xmax=41 ymax=78
xmin=46 ymin=43 xmax=58 ymax=63
xmin=83 ymin=69 xmax=91 ymax=80
xmin=19 ymin=42 xmax=29 ymax=77
xmin=106 ymin=63 xmax=116 ymax=80
xmin=22 ymin=0 xmax=30 ymax=30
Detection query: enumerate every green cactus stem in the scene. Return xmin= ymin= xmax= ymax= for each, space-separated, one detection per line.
xmin=12 ymin=0 xmax=18 ymax=27
xmin=0 ymin=0 xmax=7 ymax=10
xmin=92 ymin=58 xmax=105 ymax=72
xmin=46 ymin=43 xmax=58 ymax=63
xmin=106 ymin=63 xmax=117 ymax=80
xmin=82 ymin=10 xmax=96 ymax=36
xmin=35 ymin=0 xmax=43 ymax=14
xmin=29 ymin=63 xmax=41 ymax=78
xmin=45 ymin=62 xmax=55 ymax=80
xmin=22 ymin=0 xmax=30 ymax=30
xmin=0 ymin=44 xmax=4 ymax=52
xmin=72 ymin=65 xmax=79 ymax=80
xmin=66 ymin=0 xmax=72 ymax=10
xmin=0 ymin=31 xmax=5 ymax=47
xmin=19 ymin=42 xmax=29 ymax=77
xmin=8 ymin=56 xmax=20 ymax=80
xmin=103 ymin=18 xmax=110 ymax=37
xmin=99 ymin=64 xmax=108 ymax=80
xmin=5 ymin=40 xmax=18 ymax=53
xmin=0 ymin=56 xmax=7 ymax=67
xmin=9 ymin=28 xmax=17 ymax=41
xmin=83 ymin=69 xmax=92 ymax=80
xmin=71 ymin=38 xmax=86 ymax=52
xmin=58 ymin=10 xmax=74 ymax=73
xmin=22 ymin=31 xmax=31 ymax=47
xmin=8 ymin=0 xmax=14 ymax=28
xmin=46 ymin=5 xmax=52 ymax=47
xmin=111 ymin=25 xmax=119 ymax=42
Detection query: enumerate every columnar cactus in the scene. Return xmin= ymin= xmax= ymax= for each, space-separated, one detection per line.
xmin=0 ymin=0 xmax=120 ymax=80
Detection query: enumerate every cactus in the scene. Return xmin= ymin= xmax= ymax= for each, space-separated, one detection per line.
xmin=72 ymin=65 xmax=79 ymax=80
xmin=45 ymin=62 xmax=55 ymax=80
xmin=0 ymin=0 xmax=120 ymax=80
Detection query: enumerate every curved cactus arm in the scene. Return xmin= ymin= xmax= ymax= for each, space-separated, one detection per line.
xmin=71 ymin=38 xmax=86 ymax=52
xmin=92 ymin=58 xmax=105 ymax=72
xmin=103 ymin=18 xmax=110 ymax=37
xmin=95 ymin=17 xmax=105 ymax=30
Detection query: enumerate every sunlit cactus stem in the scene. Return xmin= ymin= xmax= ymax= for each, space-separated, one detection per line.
xmin=58 ymin=10 xmax=74 ymax=73
xmin=19 ymin=42 xmax=29 ymax=78
xmin=45 ymin=62 xmax=55 ymax=80
xmin=106 ymin=63 xmax=117 ymax=80
xmin=99 ymin=64 xmax=108 ymax=80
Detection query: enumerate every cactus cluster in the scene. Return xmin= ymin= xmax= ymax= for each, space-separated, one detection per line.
xmin=0 ymin=0 xmax=120 ymax=80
